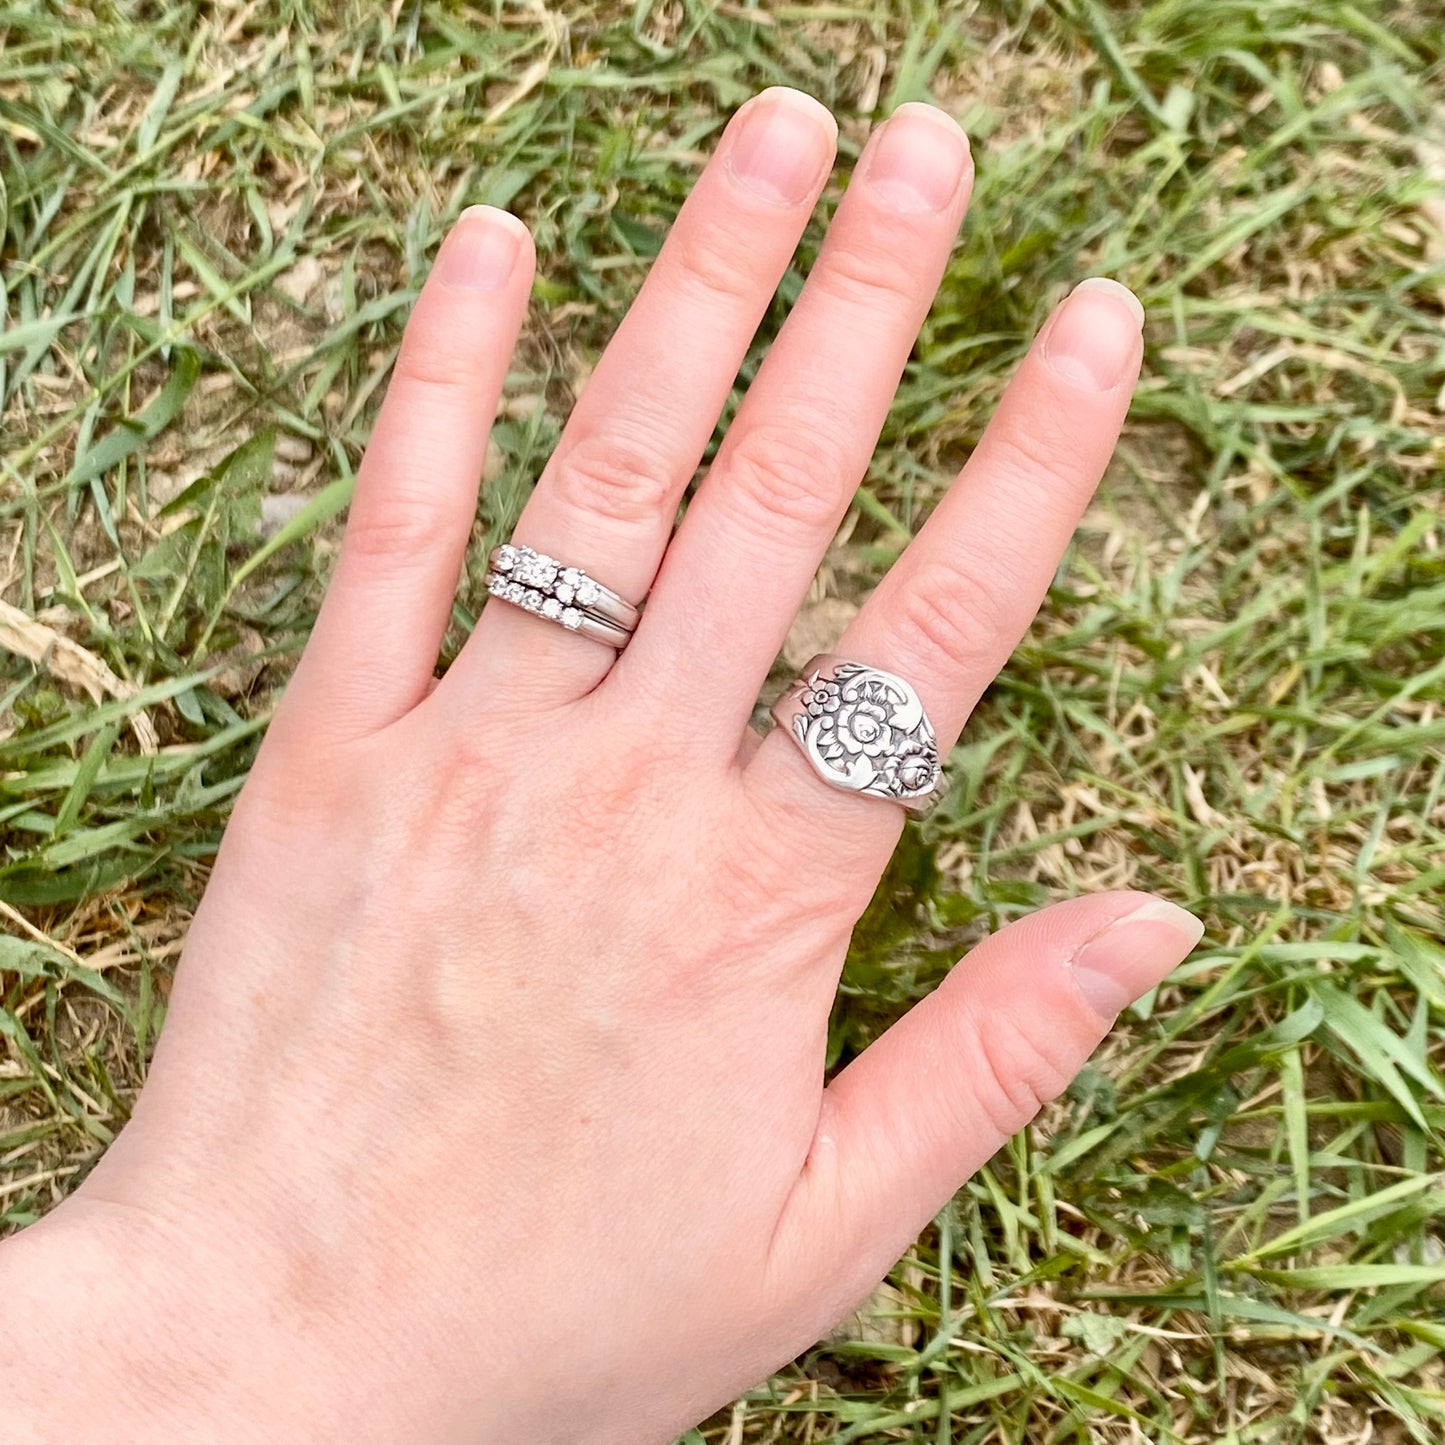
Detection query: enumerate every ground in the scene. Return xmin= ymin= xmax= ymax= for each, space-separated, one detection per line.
xmin=2 ymin=1 xmax=1444 ymax=1441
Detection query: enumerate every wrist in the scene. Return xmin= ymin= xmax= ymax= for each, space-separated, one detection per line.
xmin=0 ymin=1199 xmax=263 ymax=1445
xmin=0 ymin=1190 xmax=520 ymax=1445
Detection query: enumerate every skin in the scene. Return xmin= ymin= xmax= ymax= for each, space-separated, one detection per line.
xmin=0 ymin=90 xmax=1203 ymax=1444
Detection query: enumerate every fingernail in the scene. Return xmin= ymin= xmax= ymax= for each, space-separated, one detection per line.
xmin=1041 ymin=277 xmax=1145 ymax=390
xmin=864 ymin=103 xmax=971 ymax=213
xmin=726 ymin=88 xmax=836 ymax=206
xmin=1070 ymin=899 xmax=1204 ymax=1019
xmin=434 ymin=206 xmax=525 ymax=291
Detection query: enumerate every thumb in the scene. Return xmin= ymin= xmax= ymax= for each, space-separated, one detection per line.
xmin=768 ymin=891 xmax=1203 ymax=1322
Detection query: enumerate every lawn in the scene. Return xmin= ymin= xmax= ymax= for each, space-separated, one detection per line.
xmin=3 ymin=0 xmax=1444 ymax=1440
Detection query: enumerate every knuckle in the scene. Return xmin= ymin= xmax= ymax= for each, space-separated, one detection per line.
xmin=391 ymin=329 xmax=484 ymax=399
xmin=757 ymin=759 xmax=836 ymax=850
xmin=668 ymin=220 xmax=763 ymax=307
xmin=968 ymin=1003 xmax=1079 ymax=1142
xmin=735 ymin=772 xmax=877 ymax=922
xmin=712 ymin=823 xmax=784 ymax=911
xmin=547 ymin=433 xmax=676 ymax=528
xmin=234 ymin=735 xmax=371 ymax=843
xmin=814 ymin=236 xmax=921 ymax=312
xmin=446 ymin=728 xmax=505 ymax=801
xmin=986 ymin=417 xmax=1081 ymax=493
xmin=711 ymin=822 xmax=849 ymax=940
xmin=890 ymin=560 xmax=1016 ymax=671
xmin=723 ymin=426 xmax=845 ymax=537
xmin=415 ymin=729 xmax=515 ymax=851
xmin=343 ymin=489 xmax=456 ymax=563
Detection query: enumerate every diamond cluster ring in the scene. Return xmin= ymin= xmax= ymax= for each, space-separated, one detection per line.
xmin=484 ymin=544 xmax=640 ymax=650
xmin=772 ymin=654 xmax=947 ymax=815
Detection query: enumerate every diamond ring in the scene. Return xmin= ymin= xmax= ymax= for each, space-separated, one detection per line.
xmin=771 ymin=654 xmax=947 ymax=815
xmin=484 ymin=544 xmax=640 ymax=650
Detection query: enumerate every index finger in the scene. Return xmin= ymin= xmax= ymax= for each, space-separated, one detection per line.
xmin=749 ymin=278 xmax=1146 ymax=857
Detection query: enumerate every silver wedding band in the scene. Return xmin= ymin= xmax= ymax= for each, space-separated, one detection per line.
xmin=485 ymin=544 xmax=640 ymax=650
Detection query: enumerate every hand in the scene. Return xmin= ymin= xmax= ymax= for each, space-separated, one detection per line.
xmin=2 ymin=89 xmax=1201 ymax=1444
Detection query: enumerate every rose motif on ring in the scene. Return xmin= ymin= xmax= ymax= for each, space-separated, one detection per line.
xmin=818 ymin=695 xmax=895 ymax=761
xmin=890 ymin=739 xmax=937 ymax=795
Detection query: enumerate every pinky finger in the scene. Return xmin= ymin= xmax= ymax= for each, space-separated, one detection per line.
xmin=280 ymin=207 xmax=534 ymax=744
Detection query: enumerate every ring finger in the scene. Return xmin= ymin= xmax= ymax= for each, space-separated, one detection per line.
xmin=439 ymin=87 xmax=837 ymax=712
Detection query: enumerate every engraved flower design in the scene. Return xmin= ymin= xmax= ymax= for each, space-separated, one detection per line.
xmin=888 ymin=739 xmax=937 ymax=796
xmin=800 ymin=676 xmax=841 ymax=717
xmin=817 ymin=685 xmax=895 ymax=762
xmin=789 ymin=660 xmax=944 ymax=808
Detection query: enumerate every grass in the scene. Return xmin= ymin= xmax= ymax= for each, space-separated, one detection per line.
xmin=3 ymin=0 xmax=1445 ymax=1439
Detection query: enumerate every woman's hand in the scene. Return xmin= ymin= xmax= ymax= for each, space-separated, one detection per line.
xmin=1 ymin=90 xmax=1201 ymax=1444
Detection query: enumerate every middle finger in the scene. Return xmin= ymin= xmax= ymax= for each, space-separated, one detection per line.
xmin=611 ymin=103 xmax=973 ymax=747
